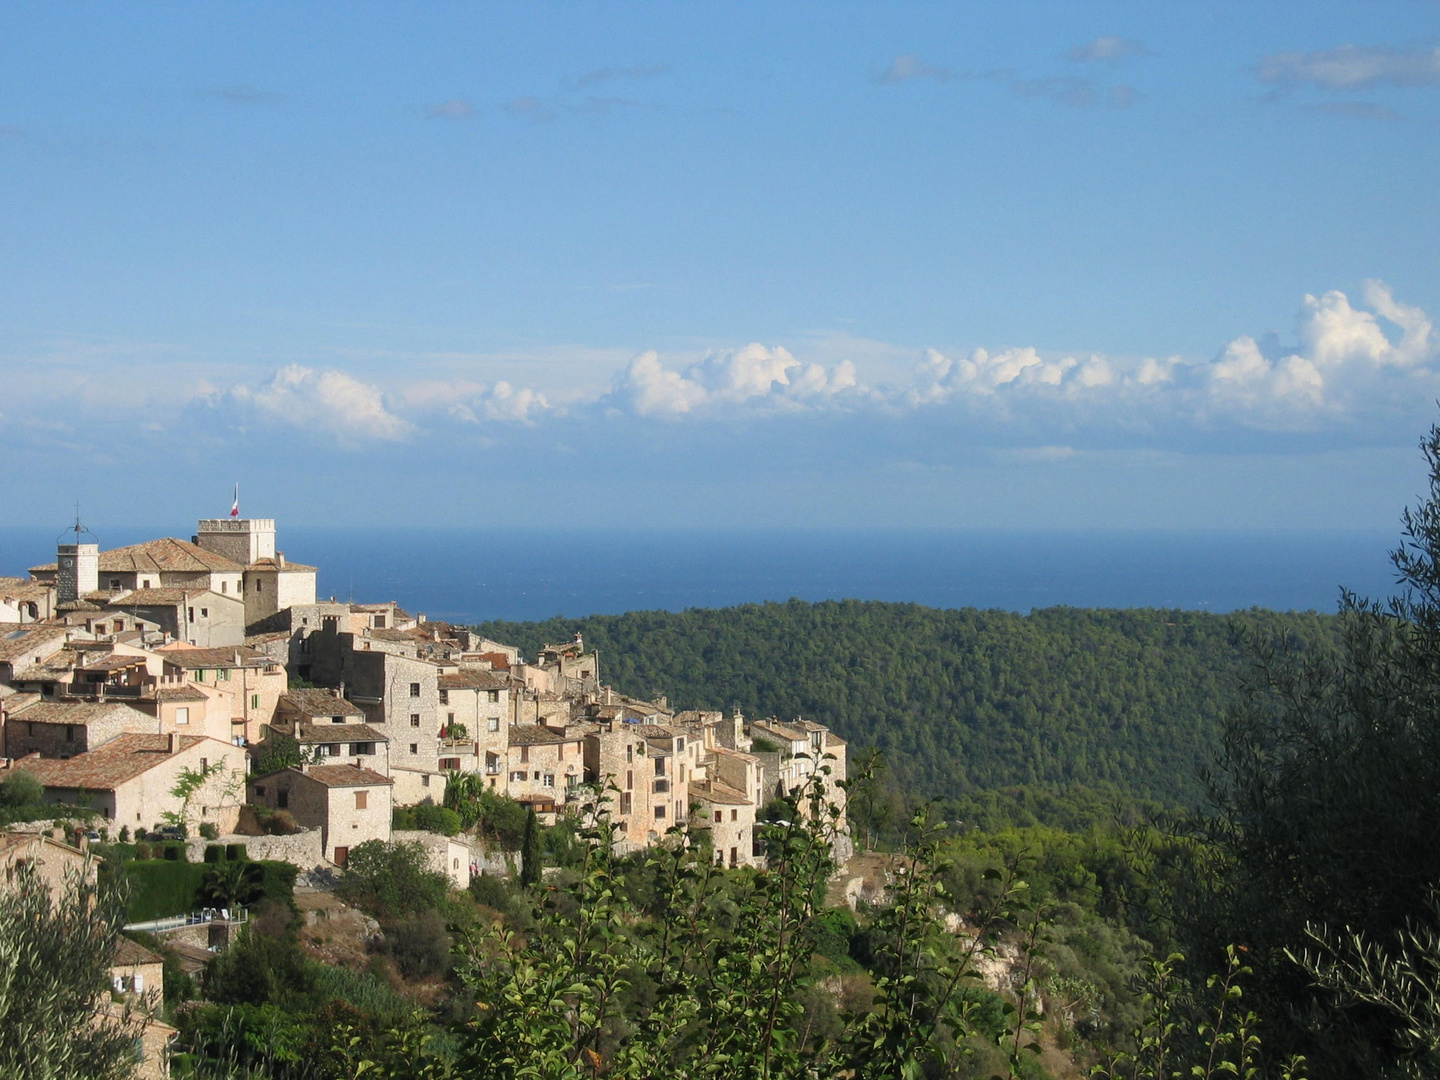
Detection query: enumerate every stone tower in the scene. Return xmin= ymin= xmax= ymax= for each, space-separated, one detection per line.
xmin=195 ymin=518 xmax=276 ymax=566
xmin=56 ymin=540 xmax=98 ymax=603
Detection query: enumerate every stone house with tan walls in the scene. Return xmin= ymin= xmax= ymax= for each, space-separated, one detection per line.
xmin=1 ymin=698 xmax=158 ymax=759
xmin=7 ymin=731 xmax=246 ymax=833
xmin=437 ymin=669 xmax=512 ymax=775
xmin=0 ymin=624 xmax=70 ymax=684
xmin=0 ymin=829 xmax=93 ymax=899
xmin=246 ymin=763 xmax=392 ymax=865
xmin=105 ymin=587 xmax=245 ymax=647
xmin=0 ymin=576 xmax=54 ymax=623
xmin=155 ymin=644 xmax=286 ymax=744
xmin=265 ymin=689 xmax=391 ymax=776
xmin=691 ymin=779 xmax=758 ymax=868
xmin=506 ymin=724 xmax=585 ymax=817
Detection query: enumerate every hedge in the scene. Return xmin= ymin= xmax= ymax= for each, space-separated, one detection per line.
xmin=123 ymin=858 xmax=298 ymax=922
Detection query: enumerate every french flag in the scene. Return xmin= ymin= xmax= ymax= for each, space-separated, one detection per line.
xmin=230 ymin=484 xmax=239 ymax=518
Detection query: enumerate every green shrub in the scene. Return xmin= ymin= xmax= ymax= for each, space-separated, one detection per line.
xmin=226 ymin=843 xmax=247 ymax=862
xmin=391 ymin=807 xmax=414 ymax=830
xmin=124 ymin=861 xmax=207 ymax=922
xmin=468 ymin=874 xmax=517 ymax=917
xmin=375 ymin=910 xmax=452 ymax=979
xmin=198 ymin=822 xmax=220 ymax=840
xmin=163 ymin=844 xmax=182 ymax=862
xmin=204 ymin=845 xmax=224 ymax=864
xmin=257 ymin=861 xmax=299 ymax=911
xmin=0 ymin=771 xmax=43 ymax=807
xmin=410 ymin=804 xmax=462 ymax=837
xmin=336 ymin=840 xmax=449 ymax=919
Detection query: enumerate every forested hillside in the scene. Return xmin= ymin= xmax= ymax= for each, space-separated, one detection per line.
xmin=476 ymin=601 xmax=1338 ymax=807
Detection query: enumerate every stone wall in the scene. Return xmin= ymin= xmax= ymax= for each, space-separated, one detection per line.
xmin=183 ymin=826 xmax=325 ymax=869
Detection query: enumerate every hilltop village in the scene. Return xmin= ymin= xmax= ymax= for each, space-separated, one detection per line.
xmin=0 ymin=515 xmax=849 ymax=876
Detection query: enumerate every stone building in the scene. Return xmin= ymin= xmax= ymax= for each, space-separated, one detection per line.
xmin=246 ymin=763 xmax=392 ymax=865
xmin=8 ymin=731 xmax=246 ymax=833
xmin=690 ymin=779 xmax=758 ymax=868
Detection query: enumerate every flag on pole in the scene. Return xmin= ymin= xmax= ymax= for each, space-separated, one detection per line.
xmin=230 ymin=483 xmax=239 ymax=518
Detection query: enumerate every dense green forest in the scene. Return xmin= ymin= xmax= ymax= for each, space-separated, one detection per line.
xmin=477 ymin=603 xmax=1339 ymax=806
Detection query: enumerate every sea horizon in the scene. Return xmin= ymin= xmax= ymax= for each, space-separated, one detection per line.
xmin=0 ymin=524 xmax=1403 ymax=625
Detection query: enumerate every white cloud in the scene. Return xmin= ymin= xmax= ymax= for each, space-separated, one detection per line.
xmin=876 ymin=54 xmax=958 ymax=83
xmin=230 ymin=365 xmax=410 ymax=441
xmin=426 ymin=98 xmax=476 ymax=121
xmin=1067 ymin=37 xmax=1151 ymax=64
xmin=895 ymin=283 xmax=1437 ymax=434
xmin=1256 ymin=45 xmax=1440 ymax=90
xmin=609 ymin=345 xmax=860 ymax=417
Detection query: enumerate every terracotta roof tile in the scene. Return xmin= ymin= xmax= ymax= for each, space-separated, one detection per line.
xmin=277 ymin=689 xmax=364 ymax=718
xmin=11 ymin=733 xmax=210 ymax=791
xmin=294 ymin=764 xmax=391 ymax=788
xmin=33 ymin=537 xmax=245 ymax=575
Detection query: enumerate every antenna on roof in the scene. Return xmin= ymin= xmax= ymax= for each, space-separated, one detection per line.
xmin=56 ymin=502 xmax=97 ymax=547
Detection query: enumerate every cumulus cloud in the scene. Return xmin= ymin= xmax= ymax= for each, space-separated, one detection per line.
xmin=876 ymin=54 xmax=958 ymax=83
xmin=905 ymin=282 xmax=1437 ymax=433
xmin=228 ymin=366 xmax=410 ymax=442
xmin=1256 ymin=45 xmax=1440 ymax=90
xmin=504 ymin=96 xmax=552 ymax=123
xmin=1067 ymin=37 xmax=1151 ymax=64
xmin=610 ymin=345 xmax=861 ymax=418
xmin=567 ymin=64 xmax=668 ymax=89
xmin=426 ymin=98 xmax=476 ymax=120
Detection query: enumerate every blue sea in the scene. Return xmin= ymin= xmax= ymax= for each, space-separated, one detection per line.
xmin=0 ymin=526 xmax=1404 ymax=624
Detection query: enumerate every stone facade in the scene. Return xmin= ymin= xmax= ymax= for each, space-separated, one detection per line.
xmin=247 ymin=763 xmax=392 ymax=864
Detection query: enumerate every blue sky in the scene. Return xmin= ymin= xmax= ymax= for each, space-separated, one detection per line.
xmin=3 ymin=2 xmax=1439 ymax=530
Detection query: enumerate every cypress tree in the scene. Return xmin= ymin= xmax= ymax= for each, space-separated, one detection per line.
xmin=519 ymin=807 xmax=540 ymax=888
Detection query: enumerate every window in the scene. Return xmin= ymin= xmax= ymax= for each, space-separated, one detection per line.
xmin=620 ymin=792 xmax=632 ymax=814
xmin=200 ymin=608 xmax=208 ymax=618
xmin=201 ymin=758 xmax=208 ymax=770
xmin=410 ymin=715 xmax=420 ymax=727
xmin=251 ymin=694 xmax=260 ymax=708
xmin=331 ymin=715 xmax=344 ymax=723
xmin=488 ymin=717 xmax=499 ymax=732
xmin=626 ymin=745 xmax=633 ymax=763
xmin=438 ymin=690 xmax=449 ymax=705
xmin=714 ymin=810 xmax=723 ymax=823
xmin=487 ymin=689 xmax=500 ymax=703
xmin=626 ymin=770 xmax=633 ymax=790
xmin=355 ymin=791 xmax=368 ymax=810
xmin=409 ymin=683 xmax=421 ymax=698
xmin=277 ymin=790 xmax=288 ymax=808
xmin=64 ymin=725 xmax=74 ymax=742
xmin=654 ymin=805 xmax=666 ymax=820
xmin=543 ymin=774 xmax=555 ymax=788
xmin=255 ymin=785 xmax=266 ymax=796
xmin=409 ymin=743 xmax=418 ymax=755
xmin=533 ymin=771 xmax=540 ymax=780
xmin=422 ymin=774 xmax=430 ymax=787
xmin=352 ymin=743 xmax=374 ymax=756
xmin=221 ymin=582 xmax=227 ymax=594
xmin=373 ymin=614 xmax=386 ymax=628
xmin=677 ymin=738 xmax=684 ymax=752
xmin=175 ymin=707 xmax=189 ymax=725
xmin=440 ymin=757 xmax=461 ymax=770
xmin=187 ymin=607 xmax=195 ymax=622
xmin=447 ymin=712 xmax=455 ymax=724
xmin=731 ymin=809 xmax=738 ymax=822
xmin=510 ymin=770 xmax=527 ymax=782
xmin=324 ymin=744 xmax=341 ymax=757
xmin=110 ymin=578 xmax=120 ymax=589
xmin=256 ymin=581 xmax=262 ymax=592
xmin=195 ymin=670 xmax=204 ymax=682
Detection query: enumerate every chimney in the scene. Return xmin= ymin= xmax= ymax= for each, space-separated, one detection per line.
xmin=167 ymin=732 xmax=178 ymax=754
xmin=417 ymin=613 xmax=426 ymax=624
xmin=277 ymin=552 xmax=286 ymax=568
